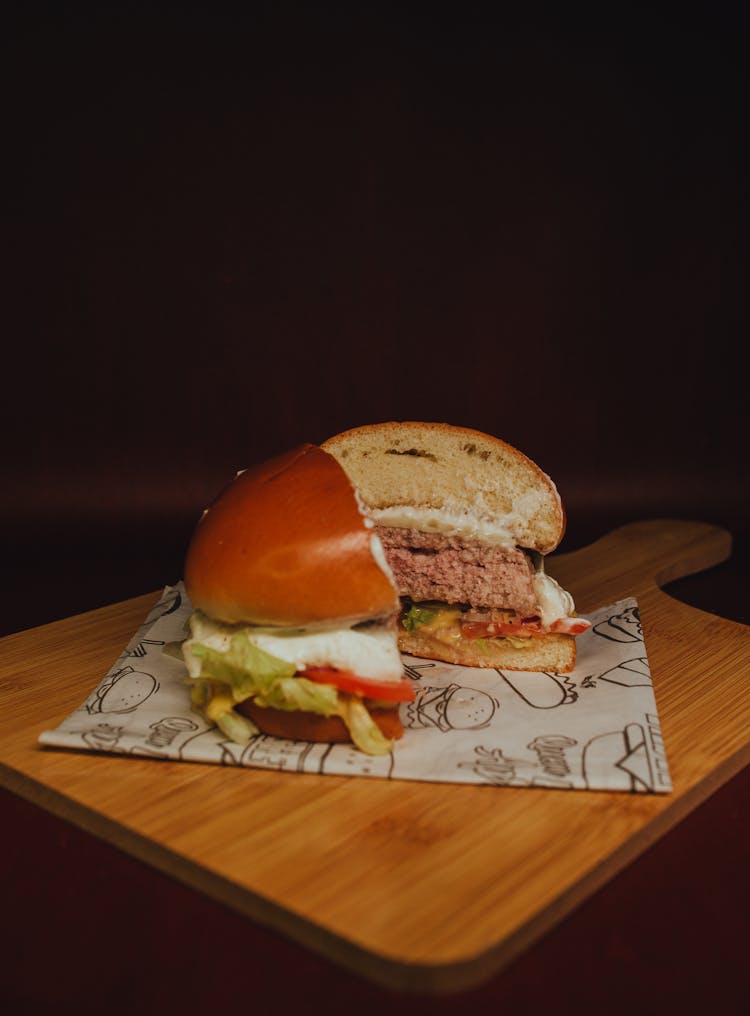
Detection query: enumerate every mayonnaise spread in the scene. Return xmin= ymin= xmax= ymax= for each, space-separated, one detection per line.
xmin=532 ymin=569 xmax=576 ymax=627
xmin=369 ymin=505 xmax=519 ymax=549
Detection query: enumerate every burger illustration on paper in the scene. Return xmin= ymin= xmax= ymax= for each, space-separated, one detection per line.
xmin=403 ymin=682 xmax=499 ymax=732
xmin=582 ymin=719 xmax=666 ymax=792
xmin=592 ymin=605 xmax=642 ymax=643
xmin=86 ymin=666 xmax=159 ymax=714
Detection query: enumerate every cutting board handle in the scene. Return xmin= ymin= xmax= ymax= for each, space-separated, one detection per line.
xmin=548 ymin=518 xmax=733 ymax=613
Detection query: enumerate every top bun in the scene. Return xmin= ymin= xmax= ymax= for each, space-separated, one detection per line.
xmin=322 ymin=422 xmax=565 ymax=554
xmin=184 ymin=444 xmax=399 ymax=626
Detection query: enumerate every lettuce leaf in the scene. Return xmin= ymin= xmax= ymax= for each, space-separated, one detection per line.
xmin=339 ymin=698 xmax=393 ymax=756
xmin=188 ymin=679 xmax=258 ymax=745
xmin=190 ymin=630 xmax=296 ymax=700
xmin=402 ymin=603 xmax=441 ymax=632
xmin=254 ymin=675 xmax=340 ymax=716
xmin=186 ymin=622 xmax=395 ymax=756
xmin=215 ymin=709 xmax=259 ymax=746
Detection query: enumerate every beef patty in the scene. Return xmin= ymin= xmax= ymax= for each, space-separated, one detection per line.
xmin=376 ymin=526 xmax=539 ymax=615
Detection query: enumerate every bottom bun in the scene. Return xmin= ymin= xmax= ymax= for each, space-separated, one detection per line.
xmin=398 ymin=629 xmax=576 ymax=673
xmin=237 ymin=699 xmax=404 ymax=743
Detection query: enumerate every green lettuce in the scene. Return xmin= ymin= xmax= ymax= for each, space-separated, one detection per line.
xmin=339 ymin=698 xmax=393 ymax=756
xmin=215 ymin=709 xmax=259 ymax=746
xmin=254 ymin=676 xmax=340 ymax=715
xmin=401 ymin=603 xmax=441 ymax=632
xmin=186 ymin=625 xmax=395 ymax=756
xmin=190 ymin=631 xmax=297 ymax=700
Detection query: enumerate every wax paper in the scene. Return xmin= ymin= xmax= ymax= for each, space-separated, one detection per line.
xmin=39 ymin=584 xmax=672 ymax=793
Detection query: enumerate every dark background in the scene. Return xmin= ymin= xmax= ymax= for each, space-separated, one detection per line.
xmin=4 ymin=2 xmax=748 ymax=634
xmin=3 ymin=4 xmax=749 ymax=1013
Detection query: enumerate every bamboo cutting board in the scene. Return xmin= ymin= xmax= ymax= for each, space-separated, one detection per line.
xmin=1 ymin=520 xmax=749 ymax=993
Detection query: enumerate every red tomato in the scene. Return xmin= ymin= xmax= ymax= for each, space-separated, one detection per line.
xmin=302 ymin=667 xmax=416 ymax=701
xmin=461 ymin=617 xmax=590 ymax=638
xmin=461 ymin=619 xmax=543 ymax=639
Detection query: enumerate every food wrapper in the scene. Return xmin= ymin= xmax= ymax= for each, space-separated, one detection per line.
xmin=39 ymin=584 xmax=672 ymax=793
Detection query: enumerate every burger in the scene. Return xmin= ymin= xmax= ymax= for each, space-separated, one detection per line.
xmin=181 ymin=444 xmax=414 ymax=755
xmin=322 ymin=421 xmax=590 ymax=673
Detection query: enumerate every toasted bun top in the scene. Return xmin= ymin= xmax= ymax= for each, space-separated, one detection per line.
xmin=322 ymin=422 xmax=565 ymax=554
xmin=184 ymin=444 xmax=399 ymax=626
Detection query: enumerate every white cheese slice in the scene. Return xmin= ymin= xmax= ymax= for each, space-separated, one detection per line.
xmin=184 ymin=611 xmax=402 ymax=682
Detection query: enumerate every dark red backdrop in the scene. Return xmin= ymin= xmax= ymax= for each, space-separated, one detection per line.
xmin=3 ymin=5 xmax=749 ymax=1013
xmin=5 ymin=5 xmax=748 ymax=635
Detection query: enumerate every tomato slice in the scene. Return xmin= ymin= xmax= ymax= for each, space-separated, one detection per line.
xmin=461 ymin=619 xmax=543 ymax=639
xmin=302 ymin=666 xmax=416 ymax=702
xmin=461 ymin=617 xmax=591 ymax=638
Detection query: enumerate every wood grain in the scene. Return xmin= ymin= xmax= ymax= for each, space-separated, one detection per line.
xmin=1 ymin=520 xmax=748 ymax=993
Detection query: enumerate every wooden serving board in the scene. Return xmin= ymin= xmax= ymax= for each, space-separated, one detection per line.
xmin=1 ymin=520 xmax=749 ymax=993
